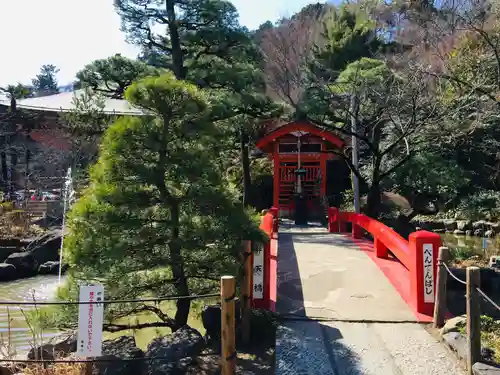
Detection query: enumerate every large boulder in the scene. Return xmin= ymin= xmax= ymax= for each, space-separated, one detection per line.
xmin=473 ymin=221 xmax=488 ymax=231
xmin=27 ymin=332 xmax=77 ymax=360
xmin=457 ymin=220 xmax=473 ymax=231
xmin=444 ymin=220 xmax=457 ymax=232
xmin=201 ymin=302 xmax=241 ymax=342
xmin=0 ymin=247 xmax=20 ymax=263
xmin=0 ymin=264 xmax=17 ymax=282
xmin=440 ymin=315 xmax=466 ymax=336
xmin=5 ymin=252 xmax=38 ymax=277
xmin=94 ymin=336 xmax=144 ymax=375
xmin=473 ymin=362 xmax=500 ymax=375
xmin=146 ymin=326 xmax=205 ymax=375
xmin=38 ymin=261 xmax=67 ymax=275
xmin=24 ymin=229 xmax=62 ymax=265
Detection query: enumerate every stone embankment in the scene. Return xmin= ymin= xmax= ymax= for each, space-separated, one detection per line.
xmin=0 ymin=229 xmax=66 ymax=281
xmin=413 ymin=219 xmax=500 ymax=237
xmin=0 ymin=304 xmax=254 ymax=375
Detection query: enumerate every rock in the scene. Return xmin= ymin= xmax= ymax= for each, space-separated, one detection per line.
xmin=433 ymin=228 xmax=445 ymax=233
xmin=475 ymin=229 xmax=484 ymax=237
xmin=491 ymin=223 xmax=500 ymax=234
xmin=201 ymin=302 xmax=241 ymax=342
xmin=473 ymin=362 xmax=500 ymax=374
xmin=466 ymin=230 xmax=473 ymax=236
xmin=482 ymin=347 xmax=496 ymax=362
xmin=146 ymin=326 xmax=204 ymax=375
xmin=27 ymin=332 xmax=77 ymax=360
xmin=444 ymin=220 xmax=457 ymax=232
xmin=0 ymin=264 xmax=17 ymax=282
xmin=442 ymin=332 xmax=468 ymax=360
xmin=446 ymin=268 xmax=467 ymax=290
xmin=457 ymin=220 xmax=473 ymax=231
xmin=0 ymin=238 xmax=21 ymax=248
xmin=94 ymin=336 xmax=144 ymax=375
xmin=486 ymin=230 xmax=495 ymax=238
xmin=24 ymin=229 xmax=62 ymax=265
xmin=440 ymin=315 xmax=466 ymax=335
xmin=0 ymin=363 xmax=21 ymax=375
xmin=5 ymin=253 xmax=38 ymax=277
xmin=0 ymin=247 xmax=19 ymax=263
xmin=473 ymin=221 xmax=487 ymax=230
xmin=489 ymin=256 xmax=500 ymax=269
xmin=38 ymin=261 xmax=67 ymax=275
xmin=446 ymin=267 xmax=500 ymax=294
xmin=453 ymin=229 xmax=465 ymax=235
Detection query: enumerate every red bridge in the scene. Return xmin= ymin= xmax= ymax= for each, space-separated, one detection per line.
xmin=248 ymin=121 xmax=464 ymax=375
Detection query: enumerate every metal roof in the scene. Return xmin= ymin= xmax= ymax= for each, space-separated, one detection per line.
xmin=0 ymin=90 xmax=145 ymax=116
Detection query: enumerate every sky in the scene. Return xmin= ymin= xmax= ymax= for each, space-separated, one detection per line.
xmin=0 ymin=0 xmax=321 ymax=87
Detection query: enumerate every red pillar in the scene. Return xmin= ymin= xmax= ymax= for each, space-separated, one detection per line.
xmin=320 ymin=152 xmax=327 ymax=198
xmin=327 ymin=207 xmax=338 ymax=233
xmin=408 ymin=231 xmax=441 ymax=316
xmin=273 ymin=154 xmax=279 ymax=209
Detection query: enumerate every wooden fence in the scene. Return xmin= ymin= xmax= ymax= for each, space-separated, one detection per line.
xmin=433 ymin=246 xmax=500 ymax=375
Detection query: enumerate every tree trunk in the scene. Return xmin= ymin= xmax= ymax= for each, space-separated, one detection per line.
xmin=166 ymin=0 xmax=185 ymax=79
xmin=0 ymin=151 xmax=7 ymax=183
xmin=240 ymin=129 xmax=252 ymax=207
xmin=366 ymin=182 xmax=381 ymax=218
xmin=170 ymin=200 xmax=190 ymax=330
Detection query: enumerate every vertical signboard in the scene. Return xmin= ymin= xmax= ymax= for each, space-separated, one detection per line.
xmin=423 ymin=243 xmax=434 ymax=303
xmin=253 ymin=243 xmax=264 ymax=299
xmin=77 ymin=285 xmax=104 ymax=357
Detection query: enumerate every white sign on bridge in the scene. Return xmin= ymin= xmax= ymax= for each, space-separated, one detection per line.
xmin=253 ymin=243 xmax=264 ymax=299
xmin=77 ymin=284 xmax=104 ymax=357
xmin=423 ymin=243 xmax=434 ymax=303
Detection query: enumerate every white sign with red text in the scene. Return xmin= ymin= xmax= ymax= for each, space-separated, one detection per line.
xmin=77 ymin=284 xmax=104 ymax=357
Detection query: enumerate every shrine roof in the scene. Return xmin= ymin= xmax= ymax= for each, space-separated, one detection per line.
xmin=255 ymin=121 xmax=345 ymax=152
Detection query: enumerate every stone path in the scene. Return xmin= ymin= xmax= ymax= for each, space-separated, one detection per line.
xmin=275 ymin=222 xmax=466 ymax=375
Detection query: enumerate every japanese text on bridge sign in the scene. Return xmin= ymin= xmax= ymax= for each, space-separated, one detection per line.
xmin=423 ymin=244 xmax=434 ymax=303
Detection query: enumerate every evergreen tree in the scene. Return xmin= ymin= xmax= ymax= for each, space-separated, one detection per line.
xmin=32 ymin=64 xmax=59 ymax=97
xmin=76 ymin=54 xmax=159 ymax=99
xmin=115 ymin=0 xmax=283 ymax=206
xmin=64 ymin=73 xmax=263 ymax=330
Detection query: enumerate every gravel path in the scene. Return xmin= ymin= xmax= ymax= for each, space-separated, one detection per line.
xmin=276 ymin=321 xmax=465 ymax=375
xmin=275 ymin=222 xmax=465 ymax=375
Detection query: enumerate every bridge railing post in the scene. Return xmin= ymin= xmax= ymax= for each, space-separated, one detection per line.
xmin=408 ymin=231 xmax=442 ymax=315
xmin=352 ymin=221 xmax=363 ymax=239
xmin=327 ymin=207 xmax=338 ymax=233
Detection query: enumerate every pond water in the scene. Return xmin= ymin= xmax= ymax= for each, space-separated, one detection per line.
xmin=0 ymin=275 xmax=60 ymax=356
xmin=440 ymin=232 xmax=500 ymax=259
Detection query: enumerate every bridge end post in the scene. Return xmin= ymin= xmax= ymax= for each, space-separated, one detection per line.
xmin=408 ymin=231 xmax=442 ymax=316
xmin=327 ymin=207 xmax=338 ymax=233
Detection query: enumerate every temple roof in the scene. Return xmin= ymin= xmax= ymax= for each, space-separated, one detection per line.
xmin=0 ymin=90 xmax=145 ymax=116
xmin=255 ymin=121 xmax=345 ymax=153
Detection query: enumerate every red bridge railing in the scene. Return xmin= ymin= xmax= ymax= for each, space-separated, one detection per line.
xmin=328 ymin=207 xmax=442 ymax=316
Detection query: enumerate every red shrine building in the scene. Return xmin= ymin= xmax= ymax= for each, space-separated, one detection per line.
xmin=256 ymin=121 xmax=348 ymax=217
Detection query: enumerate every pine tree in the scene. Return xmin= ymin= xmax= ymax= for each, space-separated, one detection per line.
xmin=76 ymin=54 xmax=159 ymax=99
xmin=64 ymin=73 xmax=263 ymax=330
xmin=115 ymin=0 xmax=283 ymax=206
xmin=32 ymin=64 xmax=59 ymax=97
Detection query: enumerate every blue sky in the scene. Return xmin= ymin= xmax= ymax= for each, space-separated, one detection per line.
xmin=0 ymin=0 xmax=321 ymax=87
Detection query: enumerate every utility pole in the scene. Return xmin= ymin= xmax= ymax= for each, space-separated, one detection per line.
xmin=350 ymin=93 xmax=360 ymax=214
